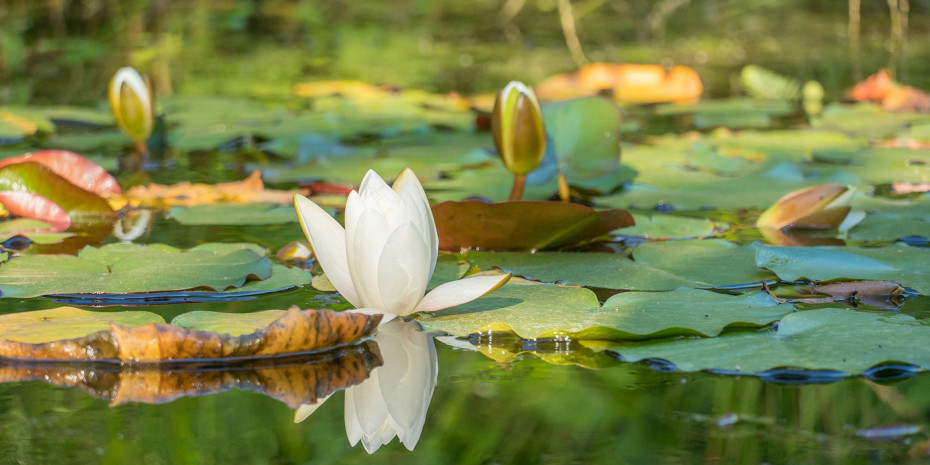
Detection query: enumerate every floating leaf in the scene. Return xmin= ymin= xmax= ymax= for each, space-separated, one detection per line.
xmin=0 ymin=242 xmax=273 ymax=298
xmin=606 ymin=308 xmax=930 ymax=374
xmin=468 ymin=240 xmax=772 ymax=290
xmin=0 ymin=150 xmax=121 ymax=195
xmin=432 ymin=200 xmax=633 ymax=251
xmin=615 ymin=213 xmax=724 ymax=240
xmin=167 ymin=202 xmax=298 ymax=225
xmin=0 ymin=162 xmax=114 ymax=230
xmin=0 ymin=342 xmax=380 ymax=408
xmin=542 ymin=97 xmax=620 ymax=179
xmin=420 ymin=285 xmax=791 ymax=341
xmin=0 ymin=306 xmax=380 ymax=363
xmin=115 ymin=171 xmax=300 ymax=208
xmin=0 ymin=218 xmax=75 ymax=245
xmin=755 ymin=244 xmax=930 ymax=293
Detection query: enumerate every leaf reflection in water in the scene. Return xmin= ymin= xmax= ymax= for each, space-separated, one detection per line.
xmin=295 ymin=318 xmax=440 ymax=454
xmin=0 ymin=341 xmax=381 ymax=408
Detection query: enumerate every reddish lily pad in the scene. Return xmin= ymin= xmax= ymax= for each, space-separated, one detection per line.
xmin=0 ymin=150 xmax=121 ymax=195
xmin=0 ymin=162 xmax=114 ymax=230
xmin=432 ymin=200 xmax=634 ymax=251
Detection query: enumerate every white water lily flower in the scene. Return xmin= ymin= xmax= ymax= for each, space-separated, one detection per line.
xmin=294 ymin=319 xmax=439 ymax=454
xmin=294 ymin=168 xmax=510 ymax=320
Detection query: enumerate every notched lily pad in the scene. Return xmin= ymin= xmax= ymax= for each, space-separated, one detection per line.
xmin=0 ymin=242 xmax=275 ymax=298
xmin=606 ymin=308 xmax=930 ymax=374
xmin=420 ymin=285 xmax=792 ymax=341
xmin=433 ymin=200 xmax=634 ymax=251
xmin=0 ymin=306 xmax=381 ymax=363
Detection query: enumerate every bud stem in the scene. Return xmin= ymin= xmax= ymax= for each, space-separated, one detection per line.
xmin=557 ymin=172 xmax=571 ymax=202
xmin=135 ymin=139 xmax=150 ymax=165
xmin=508 ymin=174 xmax=527 ymax=201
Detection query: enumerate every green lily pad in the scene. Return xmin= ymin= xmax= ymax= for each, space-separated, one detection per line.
xmin=467 ymin=251 xmax=698 ymax=290
xmin=0 ymin=307 xmax=165 ymax=343
xmin=606 ymin=308 xmax=930 ymax=374
xmin=171 ymin=309 xmax=286 ymax=336
xmin=420 ymin=285 xmax=792 ymax=341
xmin=847 ymin=214 xmax=930 ymax=242
xmin=815 ymin=102 xmax=930 ymax=139
xmin=599 ymin=160 xmax=859 ymax=211
xmin=542 ymin=97 xmax=620 ymax=179
xmin=0 ymin=242 xmax=273 ymax=298
xmin=168 ymin=203 xmax=298 ymax=225
xmin=0 ymin=219 xmax=75 ymax=244
xmin=632 ymin=240 xmax=776 ymax=288
xmin=755 ymin=244 xmax=930 ymax=293
xmin=616 ymin=213 xmax=724 ymax=239
xmin=810 ymin=147 xmax=930 ymax=184
xmin=467 ymin=240 xmax=772 ymax=290
xmin=656 ymin=98 xmax=795 ymax=129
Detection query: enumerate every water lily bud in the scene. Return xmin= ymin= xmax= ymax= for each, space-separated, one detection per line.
xmin=756 ymin=184 xmax=865 ymax=232
xmin=108 ymin=67 xmax=154 ymax=143
xmin=492 ymin=81 xmax=546 ymax=175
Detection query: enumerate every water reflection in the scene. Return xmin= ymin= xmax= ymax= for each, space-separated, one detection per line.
xmin=296 ymin=318 xmax=440 ymax=454
xmin=0 ymin=342 xmax=380 ymax=408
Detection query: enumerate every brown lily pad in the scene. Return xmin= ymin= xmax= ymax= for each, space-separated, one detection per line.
xmin=432 ymin=200 xmax=634 ymax=251
xmin=0 ymin=306 xmax=381 ymax=363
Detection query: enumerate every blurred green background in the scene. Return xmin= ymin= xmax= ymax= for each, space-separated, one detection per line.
xmin=1 ymin=0 xmax=927 ymax=104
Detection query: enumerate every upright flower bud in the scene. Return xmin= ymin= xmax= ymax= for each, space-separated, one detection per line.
xmin=108 ymin=67 xmax=154 ymax=144
xmin=492 ymin=81 xmax=546 ymax=201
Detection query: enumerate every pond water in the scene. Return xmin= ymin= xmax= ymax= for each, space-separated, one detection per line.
xmin=3 ymin=2 xmax=930 ymax=464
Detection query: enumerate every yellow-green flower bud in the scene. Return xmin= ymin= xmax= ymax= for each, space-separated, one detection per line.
xmin=108 ymin=67 xmax=154 ymax=143
xmin=492 ymin=81 xmax=546 ymax=175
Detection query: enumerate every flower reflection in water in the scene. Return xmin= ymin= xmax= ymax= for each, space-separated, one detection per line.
xmin=296 ymin=318 xmax=440 ymax=454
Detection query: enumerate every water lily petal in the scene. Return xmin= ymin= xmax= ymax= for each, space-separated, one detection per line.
xmin=378 ymin=222 xmax=432 ymax=316
xmin=414 ymin=274 xmax=512 ymax=313
xmin=393 ymin=168 xmax=439 ymax=278
xmin=294 ymin=195 xmax=360 ymax=307
xmin=347 ymin=308 xmax=398 ymax=324
xmin=347 ymin=207 xmax=391 ymax=309
xmin=359 ymin=169 xmax=400 ymax=215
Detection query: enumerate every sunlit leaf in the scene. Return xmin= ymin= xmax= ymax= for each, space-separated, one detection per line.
xmin=420 ymin=285 xmax=791 ymax=341
xmin=0 ymin=242 xmax=274 ymax=298
xmin=755 ymin=244 xmax=930 ymax=293
xmin=0 ymin=162 xmax=114 ymax=230
xmin=0 ymin=306 xmax=380 ymax=362
xmin=606 ymin=308 xmax=930 ymax=374
xmin=0 ymin=149 xmax=121 ymax=195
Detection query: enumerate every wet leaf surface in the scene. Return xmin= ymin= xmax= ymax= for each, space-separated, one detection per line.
xmin=606 ymin=308 xmax=930 ymax=374
xmin=0 ymin=306 xmax=380 ymax=363
xmin=420 ymin=285 xmax=791 ymax=341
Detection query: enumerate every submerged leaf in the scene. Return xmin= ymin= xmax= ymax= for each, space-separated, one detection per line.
xmin=0 ymin=306 xmax=380 ymax=363
xmin=432 ymin=200 xmax=633 ymax=251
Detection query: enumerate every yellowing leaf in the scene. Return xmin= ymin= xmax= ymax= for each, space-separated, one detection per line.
xmin=110 ymin=171 xmax=303 ymax=208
